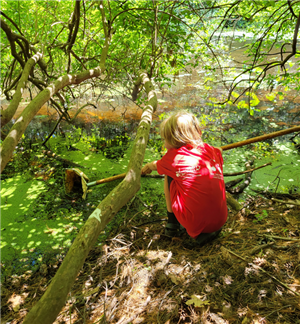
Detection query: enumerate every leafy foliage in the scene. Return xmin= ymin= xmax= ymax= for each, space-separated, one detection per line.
xmin=203 ymin=0 xmax=300 ymax=102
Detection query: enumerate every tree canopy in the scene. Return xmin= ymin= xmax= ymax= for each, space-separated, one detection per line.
xmin=0 ymin=0 xmax=205 ymax=171
xmin=1 ymin=1 xmax=299 ymax=98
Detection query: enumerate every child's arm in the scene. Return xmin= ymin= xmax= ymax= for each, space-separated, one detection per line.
xmin=141 ymin=161 xmax=157 ymax=175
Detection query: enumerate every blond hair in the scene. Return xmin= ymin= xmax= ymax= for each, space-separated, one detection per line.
xmin=160 ymin=111 xmax=202 ymax=149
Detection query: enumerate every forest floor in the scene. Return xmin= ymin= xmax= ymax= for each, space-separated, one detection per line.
xmin=2 ymin=193 xmax=300 ymax=324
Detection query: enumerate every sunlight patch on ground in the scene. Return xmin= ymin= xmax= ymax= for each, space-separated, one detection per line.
xmin=1 ymin=175 xmax=46 ymax=218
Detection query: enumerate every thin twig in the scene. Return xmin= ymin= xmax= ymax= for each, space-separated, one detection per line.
xmin=127 ymin=207 xmax=148 ymax=224
xmin=133 ymin=218 xmax=166 ymax=227
xmin=265 ymin=305 xmax=292 ymax=318
xmin=271 ymin=198 xmax=300 ymax=206
xmin=223 ymin=247 xmax=300 ymax=296
xmin=123 ymin=196 xmax=136 ymax=223
xmin=250 ymin=242 xmax=275 ymax=255
xmin=258 ymin=234 xmax=300 ymax=242
xmin=223 ymin=162 xmax=271 ymax=176
xmin=136 ymin=196 xmax=158 ymax=216
xmin=157 ymin=286 xmax=176 ymax=324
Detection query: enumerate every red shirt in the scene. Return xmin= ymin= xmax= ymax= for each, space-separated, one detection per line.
xmin=156 ymin=143 xmax=227 ymax=238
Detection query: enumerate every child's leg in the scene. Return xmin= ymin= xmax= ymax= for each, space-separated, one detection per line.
xmin=164 ymin=176 xmax=182 ymax=236
xmin=164 ymin=175 xmax=173 ymax=213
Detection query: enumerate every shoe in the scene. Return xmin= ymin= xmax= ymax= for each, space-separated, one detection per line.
xmin=195 ymin=228 xmax=222 ymax=246
xmin=165 ymin=223 xmax=185 ymax=237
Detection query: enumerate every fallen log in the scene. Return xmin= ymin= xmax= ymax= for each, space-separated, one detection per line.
xmin=226 ymin=159 xmax=254 ymax=195
xmin=225 ymin=177 xmax=243 ymax=190
xmin=226 ymin=191 xmax=242 ymax=211
xmin=221 ymin=125 xmax=300 ymax=151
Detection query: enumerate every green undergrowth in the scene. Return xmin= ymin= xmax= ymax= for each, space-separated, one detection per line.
xmin=1 ymin=128 xmax=299 ymax=281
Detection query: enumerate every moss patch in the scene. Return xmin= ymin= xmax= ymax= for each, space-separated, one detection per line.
xmin=223 ymin=142 xmax=300 ymax=196
xmin=1 ymin=176 xmax=85 ymax=265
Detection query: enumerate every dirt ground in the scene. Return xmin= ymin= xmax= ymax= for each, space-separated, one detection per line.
xmin=1 ymin=194 xmax=300 ymax=324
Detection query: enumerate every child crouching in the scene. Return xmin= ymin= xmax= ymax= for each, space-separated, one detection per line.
xmin=141 ymin=111 xmax=227 ymax=246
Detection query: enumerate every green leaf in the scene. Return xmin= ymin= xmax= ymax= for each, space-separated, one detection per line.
xmin=250 ymin=93 xmax=260 ymax=106
xmin=266 ymin=92 xmax=277 ymax=101
xmin=231 ymin=91 xmax=240 ymax=98
xmin=237 ymin=100 xmax=249 ymax=109
xmin=186 ymin=295 xmax=210 ymax=307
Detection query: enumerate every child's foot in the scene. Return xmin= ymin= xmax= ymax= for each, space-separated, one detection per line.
xmin=165 ymin=223 xmax=185 ymax=237
xmin=195 ymin=229 xmax=222 ymax=246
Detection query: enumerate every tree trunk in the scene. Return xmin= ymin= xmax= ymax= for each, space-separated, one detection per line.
xmin=22 ymin=72 xmax=157 ymax=324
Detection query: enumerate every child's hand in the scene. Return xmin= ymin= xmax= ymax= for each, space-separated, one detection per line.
xmin=141 ymin=163 xmax=153 ymax=175
xmin=141 ymin=161 xmax=157 ymax=175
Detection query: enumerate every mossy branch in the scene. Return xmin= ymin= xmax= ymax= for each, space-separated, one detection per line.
xmin=1 ymin=53 xmax=43 ymax=128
